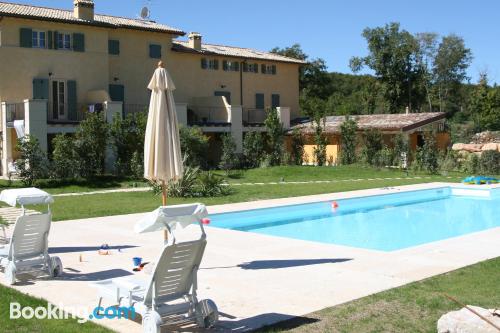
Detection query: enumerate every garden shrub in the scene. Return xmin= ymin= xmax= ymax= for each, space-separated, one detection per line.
xmin=463 ymin=153 xmax=480 ymax=174
xmin=340 ymin=117 xmax=358 ymax=165
xmin=393 ymin=133 xmax=410 ymax=168
xmin=313 ymin=122 xmax=327 ymax=166
xmin=363 ymin=129 xmax=383 ymax=166
xmin=219 ymin=134 xmax=240 ymax=175
xmin=179 ymin=126 xmax=209 ymax=168
xmin=15 ymin=135 xmax=48 ymax=186
xmin=479 ymin=150 xmax=500 ymax=174
xmin=166 ymin=165 xmax=199 ymax=197
xmin=290 ymin=128 xmax=305 ymax=166
xmin=51 ymin=134 xmax=79 ymax=179
xmin=264 ymin=108 xmax=285 ymax=166
xmin=242 ymin=131 xmax=266 ymax=168
xmin=438 ymin=150 xmax=459 ymax=174
xmin=109 ymin=112 xmax=147 ymax=177
xmin=130 ymin=151 xmax=144 ymax=180
xmin=376 ymin=145 xmax=394 ymax=167
xmin=413 ymin=134 xmax=439 ymax=174
xmin=75 ymin=112 xmax=108 ymax=179
xmin=197 ymin=171 xmax=230 ymax=197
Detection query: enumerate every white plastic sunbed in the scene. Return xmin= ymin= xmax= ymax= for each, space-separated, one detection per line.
xmin=0 ymin=188 xmax=63 ymax=285
xmin=92 ymin=204 xmax=218 ymax=332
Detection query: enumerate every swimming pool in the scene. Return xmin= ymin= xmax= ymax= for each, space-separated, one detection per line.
xmin=209 ymin=187 xmax=500 ymax=251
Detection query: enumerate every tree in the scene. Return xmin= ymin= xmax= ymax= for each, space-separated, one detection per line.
xmin=313 ymin=122 xmax=327 ymax=166
xmin=415 ymin=32 xmax=439 ymax=112
xmin=51 ymin=134 xmax=79 ymax=179
xmin=15 ymin=135 xmax=48 ymax=186
xmin=271 ymin=44 xmax=331 ymax=99
xmin=242 ymin=131 xmax=265 ymax=168
xmin=350 ymin=22 xmax=424 ymax=112
xmin=219 ymin=134 xmax=239 ymax=174
xmin=433 ymin=34 xmax=473 ymax=114
xmin=362 ymin=129 xmax=383 ymax=166
xmin=264 ymin=108 xmax=285 ymax=166
xmin=179 ymin=126 xmax=209 ymax=168
xmin=469 ymin=74 xmax=500 ymax=131
xmin=340 ymin=117 xmax=358 ymax=164
xmin=290 ymin=128 xmax=305 ymax=165
xmin=74 ymin=112 xmax=109 ymax=179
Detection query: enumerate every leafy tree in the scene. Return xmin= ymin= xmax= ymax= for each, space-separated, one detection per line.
xmin=242 ymin=131 xmax=265 ymax=168
xmin=74 ymin=113 xmax=109 ymax=179
xmin=479 ymin=150 xmax=499 ymax=175
xmin=290 ymin=128 xmax=305 ymax=165
xmin=415 ymin=32 xmax=439 ymax=111
xmin=433 ymin=34 xmax=473 ymax=114
xmin=271 ymin=44 xmax=331 ymax=99
xmin=362 ymin=129 xmax=383 ymax=166
xmin=469 ymin=74 xmax=500 ymax=131
xmin=219 ymin=134 xmax=239 ymax=174
xmin=15 ymin=135 xmax=48 ymax=186
xmin=264 ymin=108 xmax=285 ymax=166
xmin=393 ymin=133 xmax=410 ymax=167
xmin=350 ymin=22 xmax=424 ymax=112
xmin=413 ymin=133 xmax=439 ymax=174
xmin=313 ymin=122 xmax=327 ymax=166
xmin=179 ymin=126 xmax=209 ymax=168
xmin=340 ymin=117 xmax=358 ymax=164
xmin=109 ymin=112 xmax=147 ymax=176
xmin=51 ymin=134 xmax=79 ymax=179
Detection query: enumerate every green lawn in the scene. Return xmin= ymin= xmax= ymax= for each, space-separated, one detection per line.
xmin=44 ymin=168 xmax=462 ymax=221
xmin=257 ymin=257 xmax=500 ymax=333
xmin=0 ymin=284 xmax=112 ymax=333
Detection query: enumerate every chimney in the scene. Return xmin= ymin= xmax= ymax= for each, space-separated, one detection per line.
xmin=188 ymin=32 xmax=202 ymax=51
xmin=73 ymin=0 xmax=94 ymax=21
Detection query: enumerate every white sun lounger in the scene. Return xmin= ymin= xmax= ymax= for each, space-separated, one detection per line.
xmin=92 ymin=207 xmax=218 ymax=332
xmin=0 ymin=188 xmax=62 ymax=285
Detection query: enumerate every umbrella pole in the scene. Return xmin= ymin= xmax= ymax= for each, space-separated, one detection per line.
xmin=161 ymin=180 xmax=168 ymax=243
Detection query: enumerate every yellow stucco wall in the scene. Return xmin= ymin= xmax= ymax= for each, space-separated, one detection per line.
xmin=0 ymin=16 xmax=301 ymax=119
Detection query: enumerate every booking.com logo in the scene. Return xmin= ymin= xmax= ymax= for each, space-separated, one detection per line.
xmin=10 ymin=302 xmax=136 ymax=323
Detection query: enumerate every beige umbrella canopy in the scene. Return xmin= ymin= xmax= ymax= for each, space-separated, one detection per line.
xmin=144 ymin=62 xmax=183 ymax=241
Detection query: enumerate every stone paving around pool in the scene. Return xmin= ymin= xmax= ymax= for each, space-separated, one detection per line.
xmin=1 ymin=183 xmax=499 ymax=332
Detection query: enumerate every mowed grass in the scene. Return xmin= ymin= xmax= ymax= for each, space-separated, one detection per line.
xmin=257 ymin=257 xmax=500 ymax=333
xmin=48 ymin=172 xmax=461 ymax=221
xmin=0 ymin=284 xmax=112 ymax=333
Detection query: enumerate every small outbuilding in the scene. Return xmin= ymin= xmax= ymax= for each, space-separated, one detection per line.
xmin=288 ymin=112 xmax=450 ymax=165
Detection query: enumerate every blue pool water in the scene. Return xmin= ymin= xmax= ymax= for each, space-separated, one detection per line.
xmin=209 ymin=188 xmax=500 ymax=251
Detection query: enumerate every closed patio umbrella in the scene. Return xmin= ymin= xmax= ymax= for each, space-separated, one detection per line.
xmin=144 ymin=61 xmax=183 ymax=242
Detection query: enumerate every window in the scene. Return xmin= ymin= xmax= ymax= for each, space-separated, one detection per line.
xmin=51 ymin=80 xmax=67 ymax=120
xmin=261 ymin=64 xmax=277 ymax=75
xmin=255 ymin=93 xmax=264 ymax=109
xmin=201 ymin=58 xmax=219 ymax=70
xmin=149 ymin=44 xmax=161 ymax=58
xmin=57 ymin=33 xmax=71 ymax=50
xmin=243 ymin=63 xmax=259 ymax=73
xmin=223 ymin=60 xmax=240 ymax=72
xmin=272 ymin=94 xmax=280 ymax=108
xmin=32 ymin=30 xmax=46 ymax=48
xmin=108 ymin=39 xmax=120 ymax=55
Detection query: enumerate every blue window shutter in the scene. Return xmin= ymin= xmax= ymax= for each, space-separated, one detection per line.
xmin=223 ymin=60 xmax=228 ymax=71
xmin=149 ymin=44 xmax=161 ymax=59
xmin=47 ymin=31 xmax=53 ymax=49
xmin=53 ymin=31 xmax=59 ymax=49
xmin=254 ymin=63 xmax=259 ymax=73
xmin=261 ymin=64 xmax=266 ymax=74
xmin=32 ymin=78 xmax=49 ymax=99
xmin=20 ymin=28 xmax=33 ymax=48
xmin=271 ymin=65 xmax=277 ymax=75
xmin=213 ymin=60 xmax=219 ymax=70
xmin=108 ymin=40 xmax=120 ymax=55
xmin=67 ymin=80 xmax=77 ymax=121
xmin=72 ymin=33 xmax=85 ymax=52
xmin=272 ymin=94 xmax=280 ymax=108
xmin=242 ymin=62 xmax=248 ymax=72
xmin=201 ymin=58 xmax=207 ymax=69
xmin=109 ymin=84 xmax=125 ymax=102
xmin=255 ymin=93 xmax=264 ymax=109
xmin=234 ymin=62 xmax=240 ymax=71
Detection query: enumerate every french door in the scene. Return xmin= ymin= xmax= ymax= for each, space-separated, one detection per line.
xmin=51 ymin=80 xmax=67 ymax=120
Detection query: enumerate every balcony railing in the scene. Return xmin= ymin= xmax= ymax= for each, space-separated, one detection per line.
xmin=5 ymin=103 xmax=25 ymax=123
xmin=243 ymin=108 xmax=266 ymax=126
xmin=123 ymin=104 xmax=148 ymax=118
xmin=187 ymin=107 xmax=230 ymax=127
xmin=48 ymin=103 xmax=102 ymax=124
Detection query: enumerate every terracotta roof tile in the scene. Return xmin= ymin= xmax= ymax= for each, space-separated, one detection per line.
xmin=291 ymin=112 xmax=447 ymax=134
xmin=0 ymin=1 xmax=184 ymax=34
xmin=172 ymin=40 xmax=306 ymax=64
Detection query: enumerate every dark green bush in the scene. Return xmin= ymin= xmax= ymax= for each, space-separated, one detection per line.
xmin=479 ymin=150 xmax=499 ymax=174
xmin=219 ymin=133 xmax=240 ymax=174
xmin=51 ymin=134 xmax=79 ymax=179
xmin=179 ymin=126 xmax=209 ymax=168
xmin=340 ymin=117 xmax=358 ymax=165
xmin=290 ymin=128 xmax=305 ymax=166
xmin=75 ymin=113 xmax=109 ymax=179
xmin=264 ymin=108 xmax=285 ymax=166
xmin=15 ymin=135 xmax=48 ymax=186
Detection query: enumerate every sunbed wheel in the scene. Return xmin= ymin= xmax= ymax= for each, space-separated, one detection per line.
xmin=5 ymin=262 xmax=16 ymax=285
xmin=50 ymin=256 xmax=63 ymax=278
xmin=197 ymin=299 xmax=219 ymax=328
xmin=142 ymin=310 xmax=162 ymax=333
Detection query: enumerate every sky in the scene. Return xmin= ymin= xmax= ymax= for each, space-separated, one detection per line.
xmin=17 ymin=0 xmax=500 ymax=83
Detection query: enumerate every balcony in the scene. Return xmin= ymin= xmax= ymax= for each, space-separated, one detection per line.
xmin=187 ymin=106 xmax=231 ymax=127
xmin=243 ymin=108 xmax=266 ymax=127
xmin=5 ymin=103 xmax=25 ymax=124
xmin=47 ymin=103 xmax=102 ymax=124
